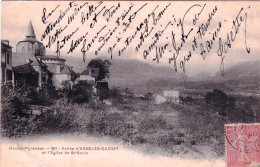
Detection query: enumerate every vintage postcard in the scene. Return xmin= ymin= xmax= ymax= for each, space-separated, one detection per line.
xmin=1 ymin=1 xmax=259 ymax=167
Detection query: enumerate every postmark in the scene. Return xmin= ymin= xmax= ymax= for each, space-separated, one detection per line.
xmin=225 ymin=124 xmax=260 ymax=167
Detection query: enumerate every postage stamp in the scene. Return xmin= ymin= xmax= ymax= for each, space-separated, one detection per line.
xmin=225 ymin=124 xmax=260 ymax=167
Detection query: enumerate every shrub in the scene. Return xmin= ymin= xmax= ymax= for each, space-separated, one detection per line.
xmin=109 ymin=86 xmax=123 ymax=104
xmin=63 ymin=81 xmax=94 ymax=105
xmin=1 ymin=87 xmax=32 ymax=137
xmin=137 ymin=113 xmax=167 ymax=134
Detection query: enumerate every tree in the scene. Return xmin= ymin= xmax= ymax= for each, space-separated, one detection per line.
xmin=88 ymin=58 xmax=111 ymax=81
xmin=109 ymin=86 xmax=123 ymax=104
xmin=144 ymin=92 xmax=154 ymax=102
xmin=205 ymin=89 xmax=229 ymax=116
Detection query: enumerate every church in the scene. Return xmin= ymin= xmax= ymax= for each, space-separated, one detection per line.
xmin=11 ymin=21 xmax=76 ymax=90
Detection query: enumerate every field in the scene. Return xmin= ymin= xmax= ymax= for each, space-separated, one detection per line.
xmin=1 ymin=84 xmax=260 ymax=159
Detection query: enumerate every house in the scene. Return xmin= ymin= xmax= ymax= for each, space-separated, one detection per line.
xmin=12 ymin=63 xmax=39 ymax=88
xmin=79 ymin=66 xmax=110 ymax=95
xmin=163 ymin=90 xmax=180 ymax=103
xmin=41 ymin=55 xmax=76 ymax=88
xmin=1 ymin=40 xmax=14 ymax=84
xmin=12 ymin=52 xmax=52 ymax=89
xmin=79 ymin=67 xmax=99 ymax=83
xmin=153 ymin=93 xmax=167 ymax=104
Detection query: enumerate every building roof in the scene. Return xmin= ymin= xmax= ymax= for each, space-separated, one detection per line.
xmin=81 ymin=68 xmax=90 ymax=75
xmin=12 ymin=52 xmax=47 ymax=67
xmin=60 ymin=65 xmax=71 ymax=74
xmin=42 ymin=55 xmax=66 ymax=61
xmin=45 ymin=64 xmax=56 ymax=73
xmin=18 ymin=21 xmax=40 ymax=43
xmin=26 ymin=20 xmax=36 ymax=38
xmin=46 ymin=64 xmax=75 ymax=75
xmin=1 ymin=40 xmax=12 ymax=48
xmin=80 ymin=67 xmax=99 ymax=77
xmin=13 ymin=63 xmax=38 ymax=75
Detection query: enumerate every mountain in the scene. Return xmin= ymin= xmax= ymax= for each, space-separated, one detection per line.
xmin=213 ymin=60 xmax=260 ymax=82
xmin=192 ymin=72 xmax=213 ymax=81
xmin=64 ymin=56 xmax=185 ymax=91
xmin=186 ymin=60 xmax=260 ymax=92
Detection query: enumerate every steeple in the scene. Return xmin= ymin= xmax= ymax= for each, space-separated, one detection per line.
xmin=26 ymin=20 xmax=36 ymax=38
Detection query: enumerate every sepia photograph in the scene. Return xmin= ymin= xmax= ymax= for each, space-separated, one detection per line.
xmin=1 ymin=1 xmax=260 ymax=166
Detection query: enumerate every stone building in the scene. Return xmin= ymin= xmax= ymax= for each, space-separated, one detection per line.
xmin=12 ymin=63 xmax=39 ymax=88
xmin=79 ymin=67 xmax=99 ymax=84
xmin=13 ymin=21 xmax=75 ymax=90
xmin=12 ymin=21 xmax=51 ymax=90
xmin=16 ymin=20 xmax=45 ymax=55
xmin=1 ymin=40 xmax=14 ymax=84
xmin=42 ymin=55 xmax=76 ymax=88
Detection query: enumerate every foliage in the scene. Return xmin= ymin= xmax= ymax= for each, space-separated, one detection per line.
xmin=143 ymin=92 xmax=154 ymax=102
xmin=88 ymin=58 xmax=111 ymax=81
xmin=137 ymin=112 xmax=167 ymax=134
xmin=108 ymin=86 xmax=123 ymax=104
xmin=205 ymin=89 xmax=235 ymax=116
xmin=62 ymin=81 xmax=94 ymax=105
xmin=179 ymin=95 xmax=193 ymax=104
xmin=1 ymin=86 xmax=31 ymax=137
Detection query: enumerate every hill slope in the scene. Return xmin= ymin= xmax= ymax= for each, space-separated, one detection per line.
xmin=64 ymin=56 xmax=184 ymax=90
xmin=213 ymin=60 xmax=260 ymax=83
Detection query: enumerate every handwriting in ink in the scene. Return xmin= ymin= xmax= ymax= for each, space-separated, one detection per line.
xmin=41 ymin=1 xmax=77 ymax=41
xmin=217 ymin=7 xmax=250 ymax=75
xmin=42 ymin=5 xmax=60 ymax=24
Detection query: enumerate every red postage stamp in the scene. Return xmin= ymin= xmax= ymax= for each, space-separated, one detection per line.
xmin=225 ymin=124 xmax=260 ymax=167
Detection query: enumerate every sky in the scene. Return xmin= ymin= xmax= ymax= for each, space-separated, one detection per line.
xmin=1 ymin=1 xmax=260 ymax=76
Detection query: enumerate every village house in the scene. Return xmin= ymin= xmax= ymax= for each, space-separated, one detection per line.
xmin=153 ymin=90 xmax=180 ymax=104
xmin=1 ymin=40 xmax=14 ymax=85
xmin=79 ymin=66 xmax=109 ymax=94
xmin=41 ymin=55 xmax=76 ymax=88
xmin=164 ymin=90 xmax=180 ymax=103
xmin=153 ymin=93 xmax=167 ymax=104
xmin=79 ymin=67 xmax=99 ymax=84
xmin=12 ymin=63 xmax=39 ymax=88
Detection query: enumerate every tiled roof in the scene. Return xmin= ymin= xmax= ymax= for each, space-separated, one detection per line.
xmin=12 ymin=52 xmax=47 ymax=68
xmin=60 ymin=65 xmax=71 ymax=74
xmin=46 ymin=64 xmax=75 ymax=75
xmin=80 ymin=67 xmax=99 ymax=77
xmin=42 ymin=55 xmax=66 ymax=61
xmin=13 ymin=64 xmax=38 ymax=75
xmin=46 ymin=64 xmax=56 ymax=73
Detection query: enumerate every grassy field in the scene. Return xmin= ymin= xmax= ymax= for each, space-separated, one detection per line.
xmin=2 ymin=85 xmax=259 ymax=159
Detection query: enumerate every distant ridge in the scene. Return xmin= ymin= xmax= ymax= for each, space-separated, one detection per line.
xmin=12 ymin=53 xmax=260 ymax=91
